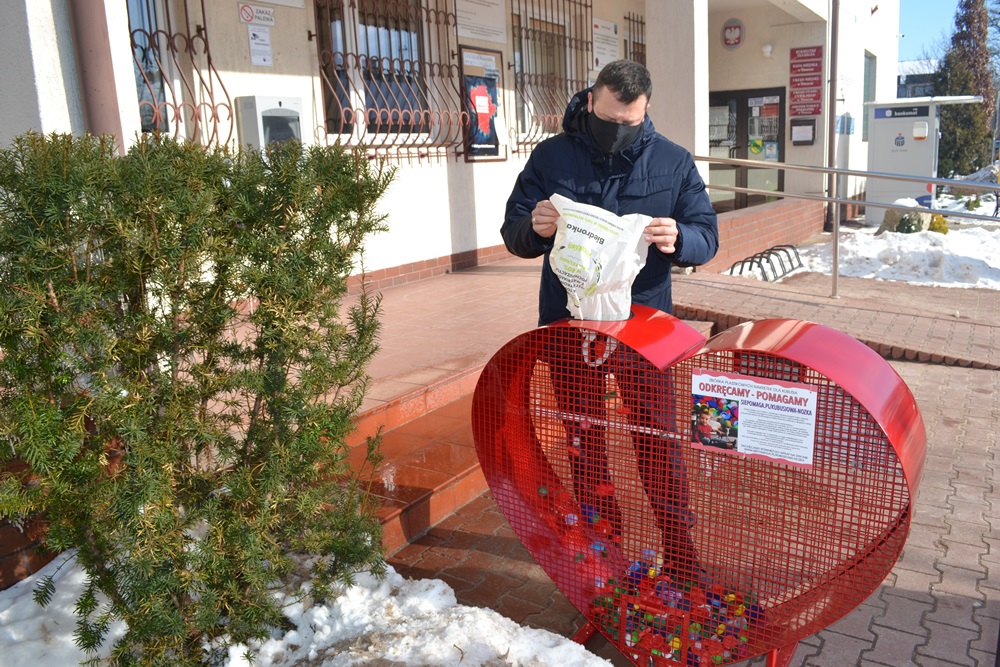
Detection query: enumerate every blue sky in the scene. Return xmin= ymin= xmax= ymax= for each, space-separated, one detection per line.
xmin=898 ymin=0 xmax=961 ymax=61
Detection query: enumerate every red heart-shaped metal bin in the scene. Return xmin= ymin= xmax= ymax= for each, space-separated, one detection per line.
xmin=471 ymin=305 xmax=925 ymax=666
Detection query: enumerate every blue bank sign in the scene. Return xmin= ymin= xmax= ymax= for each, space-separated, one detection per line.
xmin=874 ymin=106 xmax=930 ymax=119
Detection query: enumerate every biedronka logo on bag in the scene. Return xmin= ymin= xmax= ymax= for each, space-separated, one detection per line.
xmin=548 ymin=193 xmax=651 ymax=321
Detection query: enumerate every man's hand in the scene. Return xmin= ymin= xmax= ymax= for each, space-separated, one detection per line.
xmin=531 ymin=200 xmax=559 ymax=238
xmin=644 ymin=217 xmax=679 ymax=254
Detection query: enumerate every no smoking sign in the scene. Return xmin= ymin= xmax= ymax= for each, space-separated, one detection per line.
xmin=238 ymin=3 xmax=275 ymax=26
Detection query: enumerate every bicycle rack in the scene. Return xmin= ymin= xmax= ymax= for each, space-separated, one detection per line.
xmin=727 ymin=244 xmax=804 ymax=281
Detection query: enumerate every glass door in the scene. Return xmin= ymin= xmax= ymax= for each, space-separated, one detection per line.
xmin=746 ymin=94 xmax=783 ymax=206
xmin=708 ymin=88 xmax=785 ymax=212
xmin=708 ymin=99 xmax=738 ymax=212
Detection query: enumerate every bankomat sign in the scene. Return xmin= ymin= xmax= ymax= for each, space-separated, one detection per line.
xmin=874 ymin=106 xmax=930 ymax=119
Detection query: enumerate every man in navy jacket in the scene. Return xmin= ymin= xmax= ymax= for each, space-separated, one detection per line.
xmin=503 ymin=60 xmax=719 ymax=325
xmin=502 ymin=61 xmax=716 ymax=578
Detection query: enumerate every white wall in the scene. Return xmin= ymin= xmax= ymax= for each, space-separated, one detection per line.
xmin=184 ymin=0 xmax=902 ymax=262
xmin=706 ymin=0 xmax=900 ymax=204
xmin=648 ymin=0 xmax=710 ymax=177
xmin=358 ymin=157 xmax=526 ymax=268
xmin=593 ymin=0 xmax=646 ymax=67
xmin=1 ymin=0 xmax=905 ymax=274
xmin=708 ymin=6 xmax=828 ymax=197
xmin=106 ymin=3 xmax=143 ymax=149
xmin=833 ymin=0 xmax=901 ymax=203
xmin=0 ymin=0 xmax=85 ymax=147
xmin=0 ymin=1 xmax=41 ymax=143
xmin=197 ymin=3 xmax=319 ymax=148
xmin=196 ymin=1 xmax=530 ymax=273
xmin=0 ymin=1 xmax=143 ymax=151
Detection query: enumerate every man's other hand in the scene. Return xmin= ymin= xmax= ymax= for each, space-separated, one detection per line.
xmin=644 ymin=217 xmax=679 ymax=254
xmin=531 ymin=200 xmax=559 ymax=238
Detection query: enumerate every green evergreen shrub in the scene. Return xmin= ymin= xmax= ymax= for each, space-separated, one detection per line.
xmin=0 ymin=133 xmax=392 ymax=665
xmin=894 ymin=212 xmax=922 ymax=233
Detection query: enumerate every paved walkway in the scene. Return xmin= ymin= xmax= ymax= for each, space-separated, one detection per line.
xmin=360 ymin=256 xmax=999 ymax=666
xmin=672 ymin=271 xmax=998 ymax=370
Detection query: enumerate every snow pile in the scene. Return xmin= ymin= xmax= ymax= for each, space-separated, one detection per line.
xmin=233 ymin=568 xmax=608 ymax=667
xmin=797 ymin=226 xmax=1000 ymax=290
xmin=0 ymin=552 xmax=611 ymax=667
xmin=954 ymin=162 xmax=998 ymax=184
xmin=0 ymin=552 xmax=127 ymax=666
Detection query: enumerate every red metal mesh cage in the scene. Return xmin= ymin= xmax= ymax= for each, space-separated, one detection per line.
xmin=471 ymin=308 xmax=925 ymax=666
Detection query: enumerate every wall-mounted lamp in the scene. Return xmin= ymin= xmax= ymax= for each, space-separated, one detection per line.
xmin=761 ymin=42 xmax=774 ymax=59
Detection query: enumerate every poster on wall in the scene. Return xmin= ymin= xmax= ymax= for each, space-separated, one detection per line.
xmin=461 ymin=46 xmax=506 ymax=162
xmin=248 ymin=25 xmax=273 ymax=66
xmin=691 ymin=369 xmax=818 ymax=468
xmin=747 ymin=96 xmax=781 ymax=162
xmin=457 ymin=0 xmax=507 ymax=44
xmin=592 ymin=18 xmax=619 ymax=70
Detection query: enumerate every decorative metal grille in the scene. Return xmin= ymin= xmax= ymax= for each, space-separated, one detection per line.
xmin=510 ymin=0 xmax=592 ymax=155
xmin=314 ymin=0 xmax=464 ymax=161
xmin=127 ymin=0 xmax=233 ymax=146
xmin=625 ymin=12 xmax=645 ymax=66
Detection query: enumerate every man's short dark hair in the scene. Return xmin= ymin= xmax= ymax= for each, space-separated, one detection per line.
xmin=593 ymin=60 xmax=653 ymax=103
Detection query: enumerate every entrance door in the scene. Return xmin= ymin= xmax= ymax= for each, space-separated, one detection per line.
xmin=708 ymin=88 xmax=785 ymax=212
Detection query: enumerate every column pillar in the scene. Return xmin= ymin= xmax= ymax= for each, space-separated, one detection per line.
xmin=646 ymin=0 xmax=710 ymax=178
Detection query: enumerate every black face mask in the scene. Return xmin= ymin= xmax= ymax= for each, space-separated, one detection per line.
xmin=587 ymin=113 xmax=643 ymax=155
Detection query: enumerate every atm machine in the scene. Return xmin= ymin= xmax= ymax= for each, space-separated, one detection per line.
xmin=235 ymin=96 xmax=303 ymax=149
xmin=864 ymin=96 xmax=982 ymax=226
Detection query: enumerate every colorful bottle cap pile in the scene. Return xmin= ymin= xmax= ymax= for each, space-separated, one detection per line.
xmin=588 ymin=552 xmax=764 ymax=666
xmin=538 ymin=491 xmax=766 ymax=664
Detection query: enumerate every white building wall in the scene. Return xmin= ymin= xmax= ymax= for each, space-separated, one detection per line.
xmin=0 ymin=0 xmax=901 ymax=274
xmin=0 ymin=0 xmax=86 ymax=146
xmin=707 ymin=6 xmax=828 ymax=198
xmin=0 ymin=1 xmax=41 ymax=142
xmin=648 ymin=0 xmax=710 ymax=180
xmin=706 ymin=0 xmax=897 ymax=206
xmin=360 ymin=155 xmax=522 ymax=269
xmin=0 ymin=1 xmax=141 ymax=150
xmin=833 ymin=0 xmax=900 ymax=204
xmin=184 ymin=1 xmax=530 ymax=272
xmin=198 ymin=4 xmax=319 ymax=147
xmin=195 ymin=0 xmax=678 ymax=274
xmin=106 ymin=3 xmax=144 ymax=149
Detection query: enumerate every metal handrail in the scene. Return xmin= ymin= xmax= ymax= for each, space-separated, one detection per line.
xmin=701 ymin=182 xmax=1000 ymax=222
xmin=696 ymin=154 xmax=1000 ymax=194
xmin=693 ymin=154 xmax=1000 ymax=297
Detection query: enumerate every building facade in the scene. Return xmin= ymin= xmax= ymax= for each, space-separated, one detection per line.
xmin=1 ymin=0 xmax=899 ymax=283
xmin=897 ymin=59 xmax=938 ymax=98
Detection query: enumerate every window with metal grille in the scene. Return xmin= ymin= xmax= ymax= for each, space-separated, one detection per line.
xmin=316 ymin=0 xmax=353 ymax=135
xmin=314 ymin=0 xmax=461 ymax=159
xmin=127 ymin=0 xmax=233 ymax=146
xmin=510 ymin=0 xmax=592 ymax=154
xmin=863 ymin=51 xmax=877 ymax=141
xmin=624 ymin=12 xmax=645 ymax=66
xmin=129 ymin=0 xmax=168 ymax=134
xmin=360 ymin=0 xmax=426 ymax=133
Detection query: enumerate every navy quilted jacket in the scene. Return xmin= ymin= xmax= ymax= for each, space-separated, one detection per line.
xmin=502 ymin=88 xmax=719 ymax=326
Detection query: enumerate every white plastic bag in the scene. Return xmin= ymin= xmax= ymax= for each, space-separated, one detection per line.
xmin=548 ymin=193 xmax=651 ymax=321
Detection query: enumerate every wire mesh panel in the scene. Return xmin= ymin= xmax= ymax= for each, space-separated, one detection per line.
xmin=472 ymin=312 xmax=925 ymax=666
